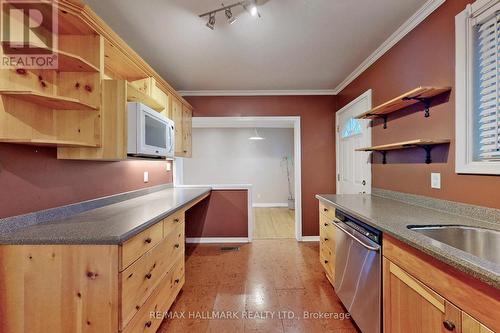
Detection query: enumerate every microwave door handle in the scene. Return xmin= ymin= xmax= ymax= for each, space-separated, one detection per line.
xmin=332 ymin=222 xmax=380 ymax=252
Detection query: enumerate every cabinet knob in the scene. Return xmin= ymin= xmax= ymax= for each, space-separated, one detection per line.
xmin=324 ymin=238 xmax=329 ymax=241
xmin=144 ymin=237 xmax=152 ymax=244
xmin=174 ymin=218 xmax=180 ymax=223
xmin=145 ymin=320 xmax=152 ymax=328
xmin=175 ymin=278 xmax=180 ymax=283
xmin=443 ymin=320 xmax=456 ymax=331
xmin=323 ymin=208 xmax=328 ymax=212
xmin=324 ymin=260 xmax=329 ymax=264
xmin=145 ymin=273 xmax=152 ymax=279
xmin=324 ymin=223 xmax=328 ymax=227
xmin=174 ymin=244 xmax=180 ymax=249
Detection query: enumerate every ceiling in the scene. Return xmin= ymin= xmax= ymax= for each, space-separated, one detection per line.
xmin=83 ymin=0 xmax=428 ymax=91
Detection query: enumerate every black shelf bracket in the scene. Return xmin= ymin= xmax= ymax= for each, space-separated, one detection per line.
xmin=380 ymin=151 xmax=387 ymax=164
xmin=402 ymin=95 xmax=432 ymax=118
xmin=422 ymin=145 xmax=433 ymax=164
xmin=367 ymin=114 xmax=389 ymax=129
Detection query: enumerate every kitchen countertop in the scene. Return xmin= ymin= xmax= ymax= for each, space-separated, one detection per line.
xmin=316 ymin=193 xmax=500 ymax=289
xmin=0 ymin=187 xmax=211 ymax=245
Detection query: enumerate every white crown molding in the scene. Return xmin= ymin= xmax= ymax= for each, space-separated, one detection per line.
xmin=178 ymin=89 xmax=336 ymax=96
xmin=332 ymin=0 xmax=445 ymax=94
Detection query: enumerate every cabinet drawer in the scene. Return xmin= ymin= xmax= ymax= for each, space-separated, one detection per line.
xmin=122 ymin=256 xmax=185 ymax=333
xmin=319 ymin=214 xmax=335 ymax=252
xmin=163 ymin=210 xmax=185 ymax=238
xmin=319 ymin=201 xmax=335 ymax=221
xmin=120 ymin=222 xmax=184 ymax=329
xmin=320 ymin=249 xmax=334 ymax=280
xmin=121 ymin=222 xmax=163 ymax=271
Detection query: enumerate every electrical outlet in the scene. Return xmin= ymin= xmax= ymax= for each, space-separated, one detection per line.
xmin=143 ymin=171 xmax=149 ymax=183
xmin=431 ymin=173 xmax=441 ymax=189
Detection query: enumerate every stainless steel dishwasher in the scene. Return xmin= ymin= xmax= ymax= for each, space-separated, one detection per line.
xmin=333 ymin=209 xmax=381 ymax=333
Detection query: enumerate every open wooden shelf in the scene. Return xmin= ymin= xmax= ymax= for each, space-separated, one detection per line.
xmin=1 ymin=42 xmax=99 ymax=72
xmin=126 ymin=82 xmax=164 ymax=111
xmin=0 ymin=138 xmax=99 ymax=147
xmin=356 ymin=87 xmax=451 ymax=127
xmin=0 ymin=90 xmax=99 ymax=111
xmin=356 ymin=139 xmax=451 ymax=164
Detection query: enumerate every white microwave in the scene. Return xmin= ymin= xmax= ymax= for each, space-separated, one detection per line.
xmin=127 ymin=102 xmax=175 ymax=159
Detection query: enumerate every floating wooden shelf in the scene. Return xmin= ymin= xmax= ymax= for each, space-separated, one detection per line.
xmin=126 ymin=82 xmax=164 ymax=112
xmin=356 ymin=139 xmax=451 ymax=164
xmin=0 ymin=138 xmax=99 ymax=147
xmin=1 ymin=42 xmax=99 ymax=72
xmin=0 ymin=90 xmax=99 ymax=111
xmin=356 ymin=86 xmax=451 ymax=128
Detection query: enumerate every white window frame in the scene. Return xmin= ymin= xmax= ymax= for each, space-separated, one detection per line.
xmin=455 ymin=0 xmax=500 ymax=174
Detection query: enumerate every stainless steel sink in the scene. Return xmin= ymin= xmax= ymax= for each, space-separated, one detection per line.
xmin=408 ymin=225 xmax=500 ymax=265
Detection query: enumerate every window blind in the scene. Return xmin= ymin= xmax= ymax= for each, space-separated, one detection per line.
xmin=477 ymin=12 xmax=500 ymax=160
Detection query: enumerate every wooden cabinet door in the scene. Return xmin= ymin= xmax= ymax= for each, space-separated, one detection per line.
xmin=181 ymin=104 xmax=192 ymax=157
xmin=462 ymin=312 xmax=494 ymax=333
xmin=171 ymin=97 xmax=183 ymax=156
xmin=383 ymin=258 xmax=462 ymax=333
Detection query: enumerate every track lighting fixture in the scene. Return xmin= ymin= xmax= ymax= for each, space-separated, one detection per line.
xmin=199 ymin=1 xmax=260 ymax=30
xmin=206 ymin=13 xmax=216 ymax=30
xmin=225 ymin=7 xmax=237 ymax=24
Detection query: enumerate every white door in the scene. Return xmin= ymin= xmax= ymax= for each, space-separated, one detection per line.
xmin=336 ymin=90 xmax=372 ymax=194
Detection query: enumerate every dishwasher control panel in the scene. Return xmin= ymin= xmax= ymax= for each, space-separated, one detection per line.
xmin=335 ymin=209 xmax=381 ymax=244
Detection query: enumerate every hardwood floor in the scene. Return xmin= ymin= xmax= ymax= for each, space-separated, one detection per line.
xmin=158 ymin=239 xmax=358 ymax=333
xmin=253 ymin=208 xmax=295 ymax=239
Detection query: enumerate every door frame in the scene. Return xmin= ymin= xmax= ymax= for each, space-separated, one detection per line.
xmin=335 ymin=89 xmax=372 ymax=194
xmin=176 ymin=116 xmax=303 ymax=242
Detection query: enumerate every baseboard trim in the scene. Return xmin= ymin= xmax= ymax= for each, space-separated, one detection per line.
xmin=252 ymin=203 xmax=289 ymax=208
xmin=185 ymin=237 xmax=250 ymax=244
xmin=301 ymin=236 xmax=320 ymax=242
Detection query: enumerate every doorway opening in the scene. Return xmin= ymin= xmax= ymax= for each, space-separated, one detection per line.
xmin=176 ymin=117 xmax=302 ymax=242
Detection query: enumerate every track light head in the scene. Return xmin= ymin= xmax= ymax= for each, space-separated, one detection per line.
xmin=225 ymin=8 xmax=237 ymax=24
xmin=206 ymin=13 xmax=216 ymax=30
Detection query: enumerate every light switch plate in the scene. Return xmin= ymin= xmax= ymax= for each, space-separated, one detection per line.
xmin=144 ymin=171 xmax=149 ymax=183
xmin=431 ymin=172 xmax=441 ymax=189
xmin=166 ymin=163 xmax=172 ymax=172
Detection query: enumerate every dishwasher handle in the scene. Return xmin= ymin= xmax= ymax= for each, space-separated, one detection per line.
xmin=332 ymin=221 xmax=381 ymax=252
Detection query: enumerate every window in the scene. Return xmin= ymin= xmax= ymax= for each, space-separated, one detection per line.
xmin=456 ymin=0 xmax=500 ymax=174
xmin=341 ymin=118 xmax=362 ymax=139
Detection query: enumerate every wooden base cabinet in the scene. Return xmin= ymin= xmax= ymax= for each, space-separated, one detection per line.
xmin=318 ymin=202 xmax=336 ymax=285
xmin=383 ymin=235 xmax=498 ymax=333
xmin=0 ymin=210 xmax=187 ymax=333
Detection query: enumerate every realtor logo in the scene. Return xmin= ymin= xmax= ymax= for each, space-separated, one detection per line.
xmin=1 ymin=0 xmax=58 ymax=69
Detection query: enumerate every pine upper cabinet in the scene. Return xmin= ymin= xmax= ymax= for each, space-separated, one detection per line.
xmin=171 ymin=96 xmax=184 ymax=156
xmin=181 ymin=103 xmax=192 ymax=158
xmin=383 ymin=258 xmax=462 ymax=333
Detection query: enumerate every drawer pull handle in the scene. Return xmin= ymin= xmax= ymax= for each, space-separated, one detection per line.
xmin=174 ymin=218 xmax=180 ymax=223
xmin=443 ymin=320 xmax=456 ymax=331
xmin=174 ymin=278 xmax=180 ymax=284
xmin=324 ymin=223 xmax=328 ymax=227
xmin=323 ymin=208 xmax=328 ymax=212
xmin=144 ymin=238 xmax=152 ymax=244
xmin=324 ymin=238 xmax=329 ymax=241
xmin=145 ymin=320 xmax=152 ymax=328
xmin=174 ymin=244 xmax=180 ymax=248
xmin=324 ymin=260 xmax=329 ymax=264
xmin=145 ymin=273 xmax=152 ymax=279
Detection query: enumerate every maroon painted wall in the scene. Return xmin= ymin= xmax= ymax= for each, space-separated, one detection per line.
xmin=0 ymin=143 xmax=172 ymax=218
xmin=185 ymin=95 xmax=336 ymax=237
xmin=336 ymin=0 xmax=500 ymax=209
xmin=186 ymin=190 xmax=248 ymax=238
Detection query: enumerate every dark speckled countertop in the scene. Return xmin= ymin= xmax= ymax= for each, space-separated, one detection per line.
xmin=316 ymin=193 xmax=500 ymax=289
xmin=0 ymin=187 xmax=211 ymax=245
